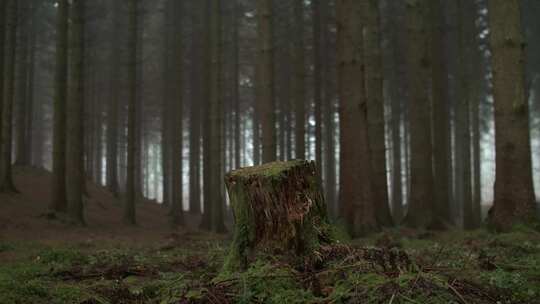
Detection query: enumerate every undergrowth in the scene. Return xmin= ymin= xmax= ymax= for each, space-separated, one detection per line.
xmin=0 ymin=228 xmax=539 ymax=303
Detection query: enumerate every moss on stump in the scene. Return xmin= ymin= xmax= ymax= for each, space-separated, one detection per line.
xmin=223 ymin=160 xmax=334 ymax=271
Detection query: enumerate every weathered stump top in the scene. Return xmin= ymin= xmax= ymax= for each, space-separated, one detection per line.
xmin=224 ymin=160 xmax=334 ymax=271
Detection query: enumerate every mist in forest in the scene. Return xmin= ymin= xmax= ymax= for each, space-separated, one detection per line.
xmin=1 ymin=0 xmax=540 ymax=303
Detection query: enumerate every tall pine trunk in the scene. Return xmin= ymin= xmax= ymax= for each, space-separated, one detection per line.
xmin=106 ymin=1 xmax=121 ymax=197
xmin=337 ymin=0 xmax=378 ymax=236
xmin=430 ymin=0 xmax=452 ymax=227
xmin=124 ymin=0 xmax=138 ymax=225
xmin=15 ymin=0 xmax=30 ymax=167
xmin=189 ymin=0 xmax=202 ymax=214
xmin=66 ymin=0 xmax=85 ymax=225
xmin=364 ymin=0 xmax=393 ymax=227
xmin=50 ymin=0 xmax=68 ymax=210
xmin=488 ymin=0 xmax=537 ymax=230
xmin=293 ymin=0 xmax=305 ymax=160
xmin=403 ymin=0 xmax=435 ymax=228
xmin=169 ymin=0 xmax=184 ymax=227
xmin=207 ymin=0 xmax=226 ymax=233
xmin=257 ymin=0 xmax=276 ymax=163
xmin=0 ymin=0 xmax=18 ymax=193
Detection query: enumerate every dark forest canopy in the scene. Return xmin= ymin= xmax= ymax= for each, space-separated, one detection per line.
xmin=1 ymin=0 xmax=540 ymax=235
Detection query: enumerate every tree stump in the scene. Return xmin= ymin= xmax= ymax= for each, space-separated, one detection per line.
xmin=223 ymin=160 xmax=334 ymax=271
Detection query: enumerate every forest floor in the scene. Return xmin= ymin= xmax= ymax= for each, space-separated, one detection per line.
xmin=1 ymin=167 xmax=540 ymax=304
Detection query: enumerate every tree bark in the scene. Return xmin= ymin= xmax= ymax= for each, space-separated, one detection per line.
xmin=312 ymin=0 xmax=323 ymax=177
xmin=488 ymin=0 xmax=537 ymax=230
xmin=456 ymin=0 xmax=474 ymax=230
xmin=318 ymin=0 xmax=336 ymax=218
xmin=0 ymin=0 xmax=5 ymax=174
xmin=15 ymin=0 xmax=30 ymax=167
xmin=364 ymin=0 xmax=394 ymax=227
xmin=337 ymin=0 xmax=378 ymax=236
xmin=257 ymin=0 xmax=276 ymax=163
xmin=50 ymin=0 xmax=68 ymax=210
xmin=293 ymin=0 xmax=305 ymax=160
xmin=402 ymin=0 xmax=435 ymax=228
xmin=0 ymin=0 xmax=18 ymax=193
xmin=223 ymin=160 xmax=333 ymax=271
xmin=189 ymin=0 xmax=202 ymax=214
xmin=124 ymin=0 xmax=138 ymax=226
xmin=169 ymin=0 xmax=184 ymax=227
xmin=430 ymin=0 xmax=452 ymax=227
xmin=106 ymin=0 xmax=121 ymax=197
xmin=66 ymin=0 xmax=85 ymax=225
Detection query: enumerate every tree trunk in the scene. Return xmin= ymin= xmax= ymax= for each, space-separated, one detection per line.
xmin=456 ymin=0 xmax=474 ymax=230
xmin=0 ymin=0 xmax=5 ymax=173
xmin=15 ymin=0 xmax=30 ymax=167
xmin=169 ymin=0 xmax=184 ymax=227
xmin=430 ymin=0 xmax=452 ymax=227
xmin=403 ymin=0 xmax=435 ymax=228
xmin=26 ymin=5 xmax=36 ymax=168
xmin=106 ymin=0 xmax=121 ymax=197
xmin=66 ymin=0 xmax=85 ymax=225
xmin=161 ymin=0 xmax=172 ymax=208
xmin=257 ymin=0 xmax=276 ymax=163
xmin=293 ymin=0 xmax=305 ymax=160
xmin=124 ymin=0 xmax=138 ymax=226
xmin=319 ymin=0 xmax=336 ymax=218
xmin=312 ymin=0 xmax=323 ymax=177
xmin=189 ymin=0 xmax=202 ymax=214
xmin=0 ymin=0 xmax=18 ymax=193
xmin=223 ymin=160 xmax=333 ymax=271
xmin=232 ymin=0 xmax=241 ymax=169
xmin=488 ymin=0 xmax=537 ymax=230
xmin=208 ymin=0 xmax=226 ymax=233
xmin=364 ymin=0 xmax=393 ymax=227
xmin=50 ymin=0 xmax=68 ymax=210
xmin=337 ymin=0 xmax=378 ymax=236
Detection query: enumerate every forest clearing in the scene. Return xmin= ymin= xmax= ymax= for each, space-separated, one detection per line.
xmin=1 ymin=167 xmax=540 ymax=304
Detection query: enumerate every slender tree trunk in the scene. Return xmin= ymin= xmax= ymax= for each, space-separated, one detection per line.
xmin=320 ymin=0 xmax=336 ymax=217
xmin=26 ymin=8 xmax=36 ymax=168
xmin=257 ymin=0 xmax=276 ymax=163
xmin=15 ymin=0 xmax=30 ymax=167
xmin=66 ymin=0 xmax=85 ymax=225
xmin=106 ymin=1 xmax=121 ymax=197
xmin=337 ymin=0 xmax=378 ymax=237
xmin=200 ymin=0 xmax=213 ymax=230
xmin=365 ymin=0 xmax=393 ymax=227
xmin=169 ymin=0 xmax=184 ymax=227
xmin=403 ymin=0 xmax=435 ymax=228
xmin=293 ymin=0 xmax=305 ymax=160
xmin=50 ymin=0 xmax=68 ymax=210
xmin=430 ymin=0 xmax=452 ymax=227
xmin=124 ymin=0 xmax=138 ymax=226
xmin=488 ymin=0 xmax=537 ymax=230
xmin=208 ymin=0 xmax=226 ymax=233
xmin=457 ymin=0 xmax=474 ymax=230
xmin=161 ymin=0 xmax=171 ymax=207
xmin=386 ymin=0 xmax=404 ymax=223
xmin=189 ymin=0 xmax=202 ymax=214
xmin=135 ymin=1 xmax=144 ymax=202
xmin=0 ymin=0 xmax=17 ymax=193
xmin=313 ymin=0 xmax=323 ymax=176
xmin=233 ymin=0 xmax=241 ymax=169
xmin=0 ymin=0 xmax=5 ymax=174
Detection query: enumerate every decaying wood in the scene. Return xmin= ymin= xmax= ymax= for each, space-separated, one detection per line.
xmin=223 ymin=160 xmax=334 ymax=271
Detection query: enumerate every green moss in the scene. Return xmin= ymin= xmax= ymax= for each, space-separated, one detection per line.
xmin=228 ymin=160 xmax=307 ymax=178
xmin=231 ymin=261 xmax=320 ymax=304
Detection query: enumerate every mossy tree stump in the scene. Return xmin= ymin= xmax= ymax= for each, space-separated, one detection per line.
xmin=223 ymin=160 xmax=334 ymax=271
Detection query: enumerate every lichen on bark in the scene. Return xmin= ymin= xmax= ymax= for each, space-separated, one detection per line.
xmin=222 ymin=160 xmax=335 ymax=272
